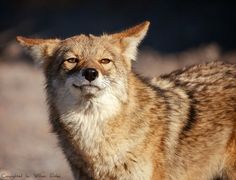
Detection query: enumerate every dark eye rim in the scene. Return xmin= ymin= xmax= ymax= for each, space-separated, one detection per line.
xmin=99 ymin=58 xmax=112 ymax=64
xmin=66 ymin=57 xmax=79 ymax=63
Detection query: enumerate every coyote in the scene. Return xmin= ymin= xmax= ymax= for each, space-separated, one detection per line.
xmin=17 ymin=21 xmax=236 ymax=180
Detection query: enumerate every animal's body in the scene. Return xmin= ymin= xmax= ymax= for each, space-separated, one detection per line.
xmin=17 ymin=21 xmax=236 ymax=180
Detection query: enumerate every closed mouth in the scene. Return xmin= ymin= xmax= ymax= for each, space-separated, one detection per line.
xmin=72 ymin=84 xmax=100 ymax=90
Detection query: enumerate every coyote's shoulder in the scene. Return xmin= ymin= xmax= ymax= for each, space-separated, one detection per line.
xmin=17 ymin=21 xmax=236 ymax=180
xmin=153 ymin=61 xmax=236 ymax=139
xmin=149 ymin=61 xmax=236 ymax=179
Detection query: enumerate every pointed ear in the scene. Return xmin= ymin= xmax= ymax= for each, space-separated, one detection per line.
xmin=16 ymin=36 xmax=60 ymax=63
xmin=111 ymin=21 xmax=150 ymax=61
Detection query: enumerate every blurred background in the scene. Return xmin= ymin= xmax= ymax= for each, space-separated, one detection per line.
xmin=0 ymin=0 xmax=236 ymax=179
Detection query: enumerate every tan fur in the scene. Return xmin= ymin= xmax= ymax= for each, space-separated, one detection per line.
xmin=17 ymin=21 xmax=236 ymax=180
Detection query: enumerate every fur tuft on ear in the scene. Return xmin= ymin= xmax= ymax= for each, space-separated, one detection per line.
xmin=16 ymin=36 xmax=60 ymax=64
xmin=112 ymin=21 xmax=150 ymax=61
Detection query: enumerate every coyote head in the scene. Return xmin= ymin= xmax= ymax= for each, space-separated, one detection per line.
xmin=17 ymin=21 xmax=149 ymax=113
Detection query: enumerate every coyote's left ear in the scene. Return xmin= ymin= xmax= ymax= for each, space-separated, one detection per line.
xmin=16 ymin=36 xmax=60 ymax=64
xmin=112 ymin=21 xmax=150 ymax=61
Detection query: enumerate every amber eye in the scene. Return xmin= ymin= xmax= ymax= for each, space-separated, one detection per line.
xmin=63 ymin=58 xmax=79 ymax=71
xmin=67 ymin=58 xmax=78 ymax=63
xmin=99 ymin=58 xmax=111 ymax=64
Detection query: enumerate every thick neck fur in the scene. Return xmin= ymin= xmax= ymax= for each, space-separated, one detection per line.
xmin=48 ymin=72 xmax=163 ymax=178
xmin=53 ymin=72 xmax=153 ymax=148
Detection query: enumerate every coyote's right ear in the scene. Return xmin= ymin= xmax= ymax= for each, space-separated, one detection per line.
xmin=111 ymin=21 xmax=150 ymax=61
xmin=16 ymin=36 xmax=60 ymax=64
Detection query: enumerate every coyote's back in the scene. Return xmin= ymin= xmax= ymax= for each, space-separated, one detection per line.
xmin=152 ymin=61 xmax=236 ymax=179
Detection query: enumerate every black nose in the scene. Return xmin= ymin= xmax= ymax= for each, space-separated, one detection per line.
xmin=82 ymin=68 xmax=99 ymax=82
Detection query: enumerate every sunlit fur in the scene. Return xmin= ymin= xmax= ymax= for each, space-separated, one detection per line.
xmin=17 ymin=21 xmax=236 ymax=180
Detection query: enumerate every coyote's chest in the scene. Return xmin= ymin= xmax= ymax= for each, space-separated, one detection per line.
xmin=58 ymin=94 xmax=153 ymax=179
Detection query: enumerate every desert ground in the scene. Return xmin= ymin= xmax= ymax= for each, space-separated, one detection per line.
xmin=0 ymin=42 xmax=235 ymax=180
